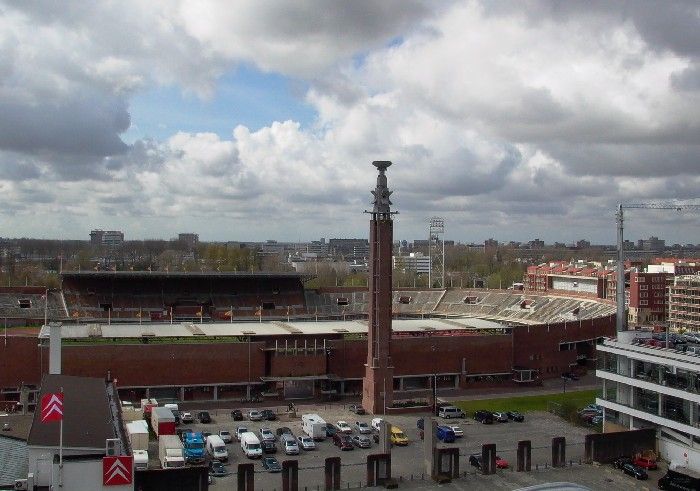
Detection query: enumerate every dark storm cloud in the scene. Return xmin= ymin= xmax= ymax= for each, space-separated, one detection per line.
xmin=545 ymin=143 xmax=700 ymax=178
xmin=0 ymin=93 xmax=129 ymax=158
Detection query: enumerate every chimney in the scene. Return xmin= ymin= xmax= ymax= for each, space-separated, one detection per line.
xmin=49 ymin=322 xmax=62 ymax=375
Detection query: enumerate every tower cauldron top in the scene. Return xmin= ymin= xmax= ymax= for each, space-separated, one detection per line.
xmin=371 ymin=161 xmax=393 ymax=215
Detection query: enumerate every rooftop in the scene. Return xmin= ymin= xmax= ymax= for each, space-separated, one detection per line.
xmin=61 ymin=271 xmax=310 ymax=280
xmin=27 ymin=374 xmax=119 ymax=450
xmin=39 ymin=317 xmax=508 ymax=340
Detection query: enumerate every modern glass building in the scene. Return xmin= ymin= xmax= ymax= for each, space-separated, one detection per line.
xmin=596 ymin=331 xmax=700 ymax=470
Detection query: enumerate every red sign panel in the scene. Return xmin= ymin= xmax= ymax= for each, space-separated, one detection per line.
xmin=103 ymin=456 xmax=133 ymax=486
xmin=40 ymin=393 xmax=63 ymax=423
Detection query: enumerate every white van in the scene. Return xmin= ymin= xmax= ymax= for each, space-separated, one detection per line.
xmin=280 ymin=434 xmax=300 ymax=455
xmin=438 ymin=406 xmax=465 ymax=419
xmin=240 ymin=432 xmax=263 ymax=459
xmin=206 ymin=434 xmax=229 ymax=462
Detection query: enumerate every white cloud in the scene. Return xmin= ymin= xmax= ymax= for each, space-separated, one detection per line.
xmin=1 ymin=1 xmax=699 ymax=243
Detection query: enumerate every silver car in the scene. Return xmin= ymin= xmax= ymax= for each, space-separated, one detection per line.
xmin=352 ymin=435 xmax=371 ymax=448
xmin=249 ymin=410 xmax=263 ymax=421
xmin=355 ymin=421 xmax=371 ymax=434
xmin=297 ymin=435 xmax=316 ymax=450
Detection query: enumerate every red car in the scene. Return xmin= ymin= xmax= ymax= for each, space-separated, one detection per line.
xmin=332 ymin=433 xmax=354 ymax=451
xmin=495 ymin=456 xmax=509 ymax=469
xmin=633 ymin=457 xmax=657 ymax=470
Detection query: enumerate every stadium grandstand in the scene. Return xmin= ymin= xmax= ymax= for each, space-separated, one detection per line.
xmin=0 ymin=272 xmax=616 ymax=407
xmin=0 ymin=287 xmax=66 ymax=326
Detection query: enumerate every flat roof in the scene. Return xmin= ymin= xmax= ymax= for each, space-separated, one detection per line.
xmin=61 ymin=271 xmax=310 ymax=280
xmin=27 ymin=374 xmax=117 ymax=449
xmin=39 ymin=317 xmax=507 ymax=340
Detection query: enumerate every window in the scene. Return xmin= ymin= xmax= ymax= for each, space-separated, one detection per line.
xmin=640 ymin=284 xmax=648 ymax=290
xmin=18 ymin=299 xmax=31 ymax=309
xmin=336 ymin=298 xmax=349 ymax=306
xmin=262 ymin=302 xmax=275 ymax=310
xmin=398 ymin=296 xmax=412 ymax=304
xmin=641 ymin=292 xmax=648 ymax=298
xmin=640 ymin=300 xmax=648 ymax=306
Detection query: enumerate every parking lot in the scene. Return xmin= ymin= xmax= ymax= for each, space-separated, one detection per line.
xmin=163 ymin=404 xmax=657 ymax=489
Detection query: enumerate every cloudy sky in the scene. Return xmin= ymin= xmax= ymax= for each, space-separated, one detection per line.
xmin=1 ymin=1 xmax=699 ymax=245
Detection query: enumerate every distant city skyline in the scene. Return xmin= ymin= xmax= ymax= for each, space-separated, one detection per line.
xmin=1 ymin=3 xmax=699 ymax=243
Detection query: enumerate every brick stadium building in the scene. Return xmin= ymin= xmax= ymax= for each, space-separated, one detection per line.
xmin=0 ymin=272 xmax=616 ymax=410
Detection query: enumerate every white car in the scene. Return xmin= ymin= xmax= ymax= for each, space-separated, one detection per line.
xmin=181 ymin=412 xmax=194 ymax=424
xmin=336 ymin=421 xmax=352 ymax=434
xmin=297 ymin=435 xmax=316 ymax=450
xmin=449 ymin=425 xmax=463 ymax=438
xmin=371 ymin=418 xmax=383 ymax=432
xmin=249 ymin=410 xmax=263 ymax=421
xmin=355 ymin=421 xmax=371 ymax=434
xmin=259 ymin=427 xmax=276 ymax=442
xmin=219 ymin=430 xmax=233 ymax=443
xmin=235 ymin=426 xmax=249 ymax=441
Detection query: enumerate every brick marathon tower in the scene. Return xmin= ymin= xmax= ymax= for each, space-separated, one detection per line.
xmin=362 ymin=161 xmax=396 ymax=415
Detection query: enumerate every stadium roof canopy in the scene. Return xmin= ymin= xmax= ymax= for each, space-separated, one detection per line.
xmin=39 ymin=317 xmax=508 ymax=340
xmin=61 ymin=271 xmax=312 ymax=280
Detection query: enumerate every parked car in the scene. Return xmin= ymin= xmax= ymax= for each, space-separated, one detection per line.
xmin=633 ymin=456 xmax=658 ymax=470
xmin=209 ymin=460 xmax=228 ymax=477
xmin=613 ymin=457 xmax=633 ymax=469
xmin=276 ymin=427 xmax=293 ymax=437
xmin=259 ymin=428 xmax=276 ymax=442
xmin=262 ymin=456 xmax=282 ymax=473
xmin=389 ymin=426 xmax=409 ymax=446
xmin=202 ymin=431 xmax=212 ymax=441
xmin=230 ymin=409 xmax=243 ymax=421
xmin=371 ymin=418 xmax=384 ymax=432
xmin=198 ymin=411 xmax=212 ymax=424
xmin=436 ymin=425 xmax=456 ymax=443
xmin=249 ymin=410 xmax=263 ymax=421
xmin=297 ymin=435 xmax=316 ymax=450
xmin=355 ymin=421 xmax=371 ymax=434
xmin=469 ymin=454 xmax=507 ymax=469
xmin=438 ymin=406 xmax=465 ymax=419
xmin=218 ymin=430 xmax=232 ymax=443
xmin=171 ymin=409 xmax=181 ymax=425
xmin=181 ymin=412 xmax=194 ymax=424
xmin=349 ymin=404 xmax=366 ymax=415
xmin=332 ymin=433 xmax=354 ymax=450
xmin=261 ymin=440 xmax=277 ymax=454
xmin=336 ymin=421 xmax=353 ymax=434
xmin=507 ymin=411 xmax=524 ymax=422
xmin=352 ymin=435 xmax=372 ymax=448
xmin=448 ymin=425 xmax=463 ymax=437
xmin=235 ymin=426 xmax=249 ymax=441
xmin=492 ymin=412 xmax=508 ymax=423
xmin=474 ymin=410 xmax=494 ymax=424
xmin=280 ymin=434 xmax=299 ymax=455
xmin=260 ymin=409 xmax=277 ymax=421
xmin=324 ymin=424 xmax=338 ymax=437
xmin=582 ymin=404 xmax=603 ymax=413
xmin=621 ymin=462 xmax=648 ymax=480
xmin=561 ymin=372 xmax=579 ymax=381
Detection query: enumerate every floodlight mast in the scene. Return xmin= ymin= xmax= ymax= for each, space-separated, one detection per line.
xmin=616 ymin=202 xmax=700 ymax=332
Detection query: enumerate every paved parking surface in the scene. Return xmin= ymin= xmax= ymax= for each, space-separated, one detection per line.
xmin=165 ymin=405 xmax=654 ymax=490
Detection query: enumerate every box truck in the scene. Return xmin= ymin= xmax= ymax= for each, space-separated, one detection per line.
xmin=302 ymin=414 xmax=326 ymax=440
xmin=158 ymin=435 xmax=185 ymax=469
xmin=126 ymin=420 xmax=149 ymax=451
xmin=151 ymin=407 xmax=176 ymax=437
xmin=133 ymin=449 xmax=149 ymax=471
